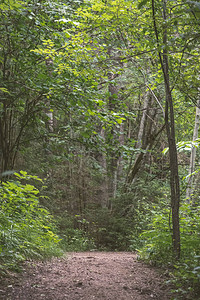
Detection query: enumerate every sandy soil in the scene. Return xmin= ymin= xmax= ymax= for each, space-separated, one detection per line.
xmin=0 ymin=252 xmax=173 ymax=300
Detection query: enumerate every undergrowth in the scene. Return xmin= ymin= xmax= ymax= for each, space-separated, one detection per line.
xmin=0 ymin=171 xmax=63 ymax=274
xmin=137 ymin=201 xmax=200 ymax=299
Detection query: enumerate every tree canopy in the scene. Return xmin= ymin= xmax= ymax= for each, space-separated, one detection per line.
xmin=0 ymin=0 xmax=200 ymax=297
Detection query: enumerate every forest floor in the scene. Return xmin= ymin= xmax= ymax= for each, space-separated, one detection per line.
xmin=0 ymin=252 xmax=175 ymax=300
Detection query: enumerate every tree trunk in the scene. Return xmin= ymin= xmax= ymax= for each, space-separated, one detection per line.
xmin=45 ymin=58 xmax=54 ymax=133
xmin=152 ymin=0 xmax=181 ymax=259
xmin=126 ymin=124 xmax=165 ymax=184
xmin=125 ymin=92 xmax=150 ymax=185
xmin=186 ymin=99 xmax=200 ymax=202
xmin=99 ymin=127 xmax=109 ymax=208
xmin=136 ymin=91 xmax=150 ymax=149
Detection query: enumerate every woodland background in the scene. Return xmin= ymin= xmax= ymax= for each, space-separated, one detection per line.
xmin=0 ymin=0 xmax=200 ymax=297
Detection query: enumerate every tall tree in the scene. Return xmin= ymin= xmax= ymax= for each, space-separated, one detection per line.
xmin=152 ymin=0 xmax=180 ymax=259
xmin=0 ymin=0 xmax=82 ymax=174
xmin=186 ymin=99 xmax=200 ymax=202
xmin=30 ymin=0 xmax=200 ymax=256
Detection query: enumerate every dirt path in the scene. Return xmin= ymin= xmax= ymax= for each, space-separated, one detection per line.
xmin=0 ymin=252 xmax=173 ymax=300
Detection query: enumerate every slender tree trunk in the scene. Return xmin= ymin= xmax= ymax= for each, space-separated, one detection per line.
xmin=136 ymin=91 xmax=150 ymax=149
xmin=117 ymin=122 xmax=125 ymax=179
xmin=126 ymin=124 xmax=165 ymax=184
xmin=126 ymin=92 xmax=150 ymax=185
xmin=0 ymin=104 xmax=16 ymax=173
xmin=45 ymin=58 xmax=54 ymax=132
xmin=107 ymin=69 xmax=120 ymax=203
xmin=186 ymin=99 xmax=200 ymax=202
xmin=126 ymin=90 xmax=164 ymax=186
xmin=99 ymin=127 xmax=109 ymax=208
xmin=152 ymin=0 xmax=181 ymax=259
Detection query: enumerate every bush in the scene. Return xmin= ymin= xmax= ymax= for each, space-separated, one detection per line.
xmin=0 ymin=171 xmax=63 ymax=273
xmin=61 ymin=228 xmax=96 ymax=252
xmin=137 ymin=202 xmax=200 ymax=297
xmin=81 ymin=193 xmax=153 ymax=251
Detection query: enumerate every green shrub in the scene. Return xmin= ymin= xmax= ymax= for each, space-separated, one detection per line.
xmin=0 ymin=171 xmax=63 ymax=273
xmin=61 ymin=228 xmax=96 ymax=252
xmin=81 ymin=194 xmax=153 ymax=251
xmin=137 ymin=202 xmax=200 ymax=297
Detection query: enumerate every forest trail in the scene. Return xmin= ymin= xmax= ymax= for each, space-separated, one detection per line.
xmin=1 ymin=252 xmax=172 ymax=300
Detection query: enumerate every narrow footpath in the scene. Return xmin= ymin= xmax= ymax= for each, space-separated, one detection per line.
xmin=0 ymin=252 xmax=173 ymax=300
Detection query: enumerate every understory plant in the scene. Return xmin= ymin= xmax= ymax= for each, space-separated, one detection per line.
xmin=138 ymin=201 xmax=200 ymax=298
xmin=0 ymin=171 xmax=62 ymax=273
xmin=61 ymin=228 xmax=96 ymax=252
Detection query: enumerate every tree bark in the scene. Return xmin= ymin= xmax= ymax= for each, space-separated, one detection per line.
xmin=186 ymin=99 xmax=200 ymax=202
xmin=136 ymin=91 xmax=150 ymax=149
xmin=99 ymin=127 xmax=109 ymax=208
xmin=45 ymin=58 xmax=54 ymax=133
xmin=126 ymin=124 xmax=165 ymax=184
xmin=125 ymin=92 xmax=150 ymax=185
xmin=152 ymin=0 xmax=181 ymax=259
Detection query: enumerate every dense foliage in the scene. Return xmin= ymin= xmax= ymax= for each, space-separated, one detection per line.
xmin=139 ymin=202 xmax=200 ymax=297
xmin=0 ymin=171 xmax=62 ymax=272
xmin=0 ymin=0 xmax=200 ymax=297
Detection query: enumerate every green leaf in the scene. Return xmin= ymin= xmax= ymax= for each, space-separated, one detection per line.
xmin=162 ymin=147 xmax=169 ymax=155
xmin=138 ymin=0 xmax=149 ymax=9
